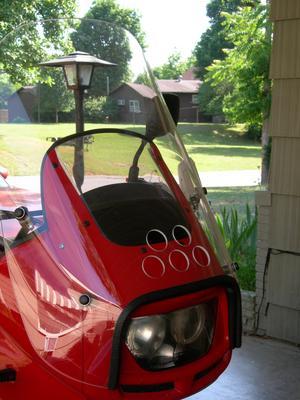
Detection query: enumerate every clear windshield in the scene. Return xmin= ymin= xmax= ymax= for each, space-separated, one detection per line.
xmin=49 ymin=131 xmax=190 ymax=247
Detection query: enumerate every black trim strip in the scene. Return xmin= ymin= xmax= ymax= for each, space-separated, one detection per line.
xmin=121 ymin=382 xmax=174 ymax=393
xmin=194 ymin=358 xmax=223 ymax=381
xmin=108 ymin=275 xmax=241 ymax=389
xmin=0 ymin=368 xmax=16 ymax=383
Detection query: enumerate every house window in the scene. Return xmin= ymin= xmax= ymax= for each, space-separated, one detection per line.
xmin=192 ymin=94 xmax=199 ymax=104
xmin=117 ymin=99 xmax=125 ymax=106
xmin=129 ymin=100 xmax=140 ymax=113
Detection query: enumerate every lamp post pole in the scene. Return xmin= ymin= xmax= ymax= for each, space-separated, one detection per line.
xmin=40 ymin=51 xmax=116 ymax=192
xmin=73 ymin=87 xmax=85 ymax=189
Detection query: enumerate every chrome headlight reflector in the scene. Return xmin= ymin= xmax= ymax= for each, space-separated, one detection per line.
xmin=125 ymin=301 xmax=216 ymax=371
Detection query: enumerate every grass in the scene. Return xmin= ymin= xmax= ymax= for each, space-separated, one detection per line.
xmin=176 ymin=123 xmax=261 ymax=172
xmin=0 ymin=122 xmax=261 ymax=175
xmin=207 ymin=186 xmax=258 ymax=217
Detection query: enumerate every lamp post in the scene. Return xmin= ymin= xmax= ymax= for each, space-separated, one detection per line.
xmin=40 ymin=51 xmax=116 ymax=190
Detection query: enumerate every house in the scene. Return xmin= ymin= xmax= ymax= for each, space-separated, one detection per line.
xmin=157 ymin=78 xmax=202 ymax=122
xmin=109 ymin=82 xmax=155 ymax=124
xmin=8 ymin=86 xmax=37 ymax=122
xmin=255 ymin=0 xmax=300 ymax=345
xmin=110 ymin=77 xmax=204 ymax=124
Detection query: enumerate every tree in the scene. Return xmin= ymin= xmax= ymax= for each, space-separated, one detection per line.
xmin=136 ymin=52 xmax=195 ymax=84
xmin=194 ymin=0 xmax=259 ymax=118
xmin=207 ymin=5 xmax=271 ymax=126
xmin=197 ymin=80 xmax=225 ymax=117
xmin=153 ymin=52 xmax=195 ymax=80
xmin=194 ymin=0 xmax=258 ymax=79
xmin=0 ymin=0 xmax=76 ymax=85
xmin=206 ymin=4 xmax=271 ymax=182
xmin=72 ymin=0 xmax=145 ymax=96
xmin=39 ymin=69 xmax=73 ymax=123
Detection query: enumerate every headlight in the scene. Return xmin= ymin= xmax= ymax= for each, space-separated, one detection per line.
xmin=125 ymin=301 xmax=216 ymax=371
xmin=126 ymin=315 xmax=166 ymax=358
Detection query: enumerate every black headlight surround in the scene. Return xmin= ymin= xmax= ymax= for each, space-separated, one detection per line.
xmin=125 ymin=300 xmax=218 ymax=371
xmin=108 ymin=275 xmax=241 ymax=390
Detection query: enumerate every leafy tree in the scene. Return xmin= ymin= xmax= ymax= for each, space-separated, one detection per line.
xmin=136 ymin=53 xmax=195 ymax=84
xmin=206 ymin=4 xmax=271 ymax=182
xmin=194 ymin=0 xmax=259 ymax=119
xmin=84 ymin=96 xmax=118 ymax=122
xmin=207 ymin=5 xmax=271 ymax=127
xmin=198 ymin=81 xmax=224 ymax=117
xmin=0 ymin=0 xmax=76 ymax=85
xmin=194 ymin=0 xmax=259 ymax=79
xmin=72 ymin=0 xmax=145 ymax=96
xmin=38 ymin=69 xmax=73 ymax=123
xmin=153 ymin=52 xmax=195 ymax=80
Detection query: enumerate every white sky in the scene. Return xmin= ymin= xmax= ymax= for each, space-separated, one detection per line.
xmin=77 ymin=0 xmax=210 ymax=67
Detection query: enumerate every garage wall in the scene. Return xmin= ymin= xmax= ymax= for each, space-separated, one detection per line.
xmin=256 ymin=0 xmax=300 ymax=344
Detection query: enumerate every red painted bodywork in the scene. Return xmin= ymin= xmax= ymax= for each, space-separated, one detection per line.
xmin=0 ymin=141 xmax=240 ymax=400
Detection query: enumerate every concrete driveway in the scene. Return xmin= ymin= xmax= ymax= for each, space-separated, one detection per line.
xmin=188 ymin=335 xmax=300 ymax=400
xmin=6 ymin=169 xmax=261 ymax=193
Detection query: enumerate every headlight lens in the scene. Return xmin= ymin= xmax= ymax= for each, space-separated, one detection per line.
xmin=125 ymin=301 xmax=216 ymax=371
xmin=126 ymin=315 xmax=166 ymax=357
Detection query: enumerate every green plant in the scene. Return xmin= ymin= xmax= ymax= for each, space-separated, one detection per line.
xmin=84 ymin=97 xmax=118 ymax=122
xmin=214 ymin=204 xmax=257 ymax=291
xmin=246 ymin=124 xmax=262 ymax=141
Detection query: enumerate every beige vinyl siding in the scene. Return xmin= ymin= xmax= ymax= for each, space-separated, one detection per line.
xmin=270 ymin=20 xmax=300 ymax=79
xmin=269 ymin=139 xmax=300 ymax=196
xmin=256 ymin=0 xmax=300 ymax=344
xmin=269 ymin=195 xmax=300 ymax=252
xmin=271 ymin=0 xmax=300 ymax=21
xmin=270 ymin=80 xmax=300 ymax=137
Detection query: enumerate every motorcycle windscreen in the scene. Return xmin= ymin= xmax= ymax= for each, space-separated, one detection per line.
xmin=46 ymin=131 xmax=191 ymax=247
xmin=0 ymin=16 xmax=231 ymax=270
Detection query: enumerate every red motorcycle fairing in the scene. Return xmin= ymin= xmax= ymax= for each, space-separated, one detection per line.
xmin=0 ymin=18 xmax=241 ymax=399
xmin=0 ymin=129 xmax=241 ymax=399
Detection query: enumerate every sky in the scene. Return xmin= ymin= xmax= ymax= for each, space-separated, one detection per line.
xmin=77 ymin=0 xmax=210 ymax=68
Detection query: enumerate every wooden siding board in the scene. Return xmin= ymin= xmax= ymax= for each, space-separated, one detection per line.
xmin=271 ymin=0 xmax=300 ymax=21
xmin=269 ymin=138 xmax=300 ymax=196
xmin=270 ymin=80 xmax=300 ymax=138
xmin=270 ymin=20 xmax=300 ymax=79
xmin=267 ymin=253 xmax=300 ymax=310
xmin=269 ymin=194 xmax=300 ymax=252
xmin=266 ymin=304 xmax=300 ymax=343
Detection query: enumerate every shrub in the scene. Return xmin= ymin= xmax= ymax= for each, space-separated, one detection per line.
xmin=84 ymin=96 xmax=118 ymax=122
xmin=214 ymin=204 xmax=257 ymax=291
xmin=246 ymin=124 xmax=262 ymax=141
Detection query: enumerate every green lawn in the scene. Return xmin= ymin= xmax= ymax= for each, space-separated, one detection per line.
xmin=0 ymin=122 xmax=261 ymax=175
xmin=207 ymin=186 xmax=257 ymax=216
